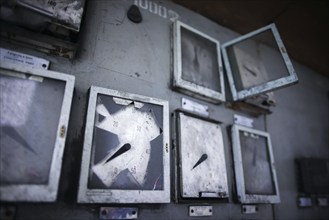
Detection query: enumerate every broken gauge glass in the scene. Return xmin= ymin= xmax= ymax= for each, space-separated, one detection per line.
xmin=78 ymin=86 xmax=170 ymax=203
xmin=0 ymin=61 xmax=75 ymax=202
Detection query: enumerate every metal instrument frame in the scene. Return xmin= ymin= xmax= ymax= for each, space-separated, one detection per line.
xmin=78 ymin=86 xmax=170 ymax=203
xmin=0 ymin=61 xmax=75 ymax=202
xmin=221 ymin=23 xmax=298 ymax=101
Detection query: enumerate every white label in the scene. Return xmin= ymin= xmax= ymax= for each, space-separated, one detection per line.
xmin=182 ymin=98 xmax=209 ymax=117
xmin=189 ymin=206 xmax=213 ymax=217
xmin=242 ymin=205 xmax=258 ymax=214
xmin=234 ymin=114 xmax=254 ymax=128
xmin=298 ymin=197 xmax=313 ymax=207
xmin=0 ymin=48 xmax=50 ymax=69
xmin=317 ymin=198 xmax=328 ymax=207
xmin=100 ymin=207 xmax=138 ymax=219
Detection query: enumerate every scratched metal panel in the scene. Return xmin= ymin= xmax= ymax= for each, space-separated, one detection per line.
xmin=0 ymin=0 xmax=273 ymax=218
xmin=0 ymin=0 xmax=328 ymax=219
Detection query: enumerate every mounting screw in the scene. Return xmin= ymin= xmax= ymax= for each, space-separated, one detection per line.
xmin=60 ymin=125 xmax=66 ymax=138
xmin=101 ymin=209 xmax=107 ymax=216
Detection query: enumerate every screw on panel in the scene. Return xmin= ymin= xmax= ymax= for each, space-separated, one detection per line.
xmin=60 ymin=125 xmax=66 ymax=138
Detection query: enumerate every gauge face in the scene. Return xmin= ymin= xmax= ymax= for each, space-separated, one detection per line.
xmin=228 ymin=46 xmax=268 ymax=90
xmin=222 ymin=25 xmax=298 ymax=101
xmin=172 ymin=21 xmax=225 ymax=104
xmin=88 ymin=95 xmax=164 ymax=190
xmin=180 ymin=26 xmax=221 ymax=92
xmin=231 ymin=124 xmax=280 ymax=204
xmin=239 ymin=131 xmax=275 ymax=195
xmin=0 ymin=63 xmax=74 ymax=202
xmin=178 ymin=112 xmax=228 ymax=199
xmin=78 ymin=87 xmax=170 ymax=203
xmin=0 ymin=73 xmax=65 ymax=185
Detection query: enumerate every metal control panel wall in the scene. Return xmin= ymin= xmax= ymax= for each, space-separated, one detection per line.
xmin=0 ymin=0 xmax=328 ymax=219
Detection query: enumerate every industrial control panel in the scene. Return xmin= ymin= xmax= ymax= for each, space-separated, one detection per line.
xmin=0 ymin=0 xmax=328 ymax=220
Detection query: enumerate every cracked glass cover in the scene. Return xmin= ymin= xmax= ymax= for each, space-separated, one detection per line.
xmin=88 ymin=94 xmax=164 ymax=190
xmin=0 ymin=72 xmax=65 ymax=185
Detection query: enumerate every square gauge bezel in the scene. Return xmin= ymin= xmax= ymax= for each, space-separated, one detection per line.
xmin=173 ymin=110 xmax=229 ymax=202
xmin=221 ymin=23 xmax=298 ymax=101
xmin=231 ymin=124 xmax=280 ymax=204
xmin=78 ymin=86 xmax=170 ymax=203
xmin=0 ymin=61 xmax=75 ymax=202
xmin=172 ymin=20 xmax=225 ymax=104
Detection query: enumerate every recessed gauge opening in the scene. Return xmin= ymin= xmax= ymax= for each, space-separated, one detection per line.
xmin=88 ymin=95 xmax=164 ymax=191
xmin=0 ymin=62 xmax=75 ymax=202
xmin=78 ymin=87 xmax=170 ymax=203
xmin=239 ymin=131 xmax=276 ymax=195
xmin=180 ymin=26 xmax=221 ymax=92
xmin=176 ymin=111 xmax=229 ymax=202
xmin=231 ymin=124 xmax=280 ymax=204
xmin=0 ymin=73 xmax=65 ymax=185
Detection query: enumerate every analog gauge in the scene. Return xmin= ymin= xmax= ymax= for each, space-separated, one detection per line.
xmin=177 ymin=112 xmax=229 ymax=200
xmin=0 ymin=62 xmax=74 ymax=202
xmin=78 ymin=87 xmax=170 ymax=203
xmin=231 ymin=124 xmax=280 ymax=204
xmin=181 ymin=26 xmax=220 ymax=92
xmin=90 ymin=97 xmax=163 ymax=190
xmin=172 ymin=20 xmax=225 ymax=103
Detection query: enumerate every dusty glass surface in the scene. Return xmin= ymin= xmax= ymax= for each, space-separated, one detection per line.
xmin=179 ymin=113 xmax=228 ymax=198
xmin=239 ymin=131 xmax=275 ymax=195
xmin=227 ymin=30 xmax=289 ymax=91
xmin=88 ymin=94 xmax=164 ymax=190
xmin=0 ymin=73 xmax=65 ymax=185
xmin=180 ymin=26 xmax=221 ymax=92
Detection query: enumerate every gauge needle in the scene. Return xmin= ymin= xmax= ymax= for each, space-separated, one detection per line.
xmin=252 ymin=145 xmax=257 ymax=166
xmin=243 ymin=64 xmax=258 ymax=77
xmin=105 ymin=143 xmax=131 ymax=163
xmin=94 ymin=104 xmax=160 ymax=187
xmin=192 ymin=153 xmax=208 ymax=170
xmin=1 ymin=126 xmax=37 ymax=155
